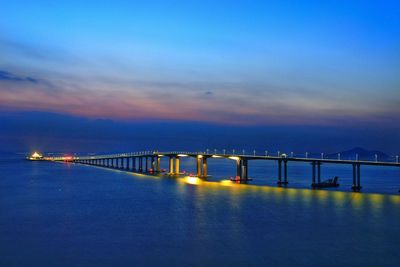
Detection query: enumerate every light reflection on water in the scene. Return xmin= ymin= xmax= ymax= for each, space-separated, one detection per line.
xmin=0 ymin=157 xmax=399 ymax=266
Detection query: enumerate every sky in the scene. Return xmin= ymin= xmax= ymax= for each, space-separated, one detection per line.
xmin=0 ymin=0 xmax=399 ymax=153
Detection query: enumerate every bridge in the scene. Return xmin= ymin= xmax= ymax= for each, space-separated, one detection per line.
xmin=41 ymin=150 xmax=400 ymax=192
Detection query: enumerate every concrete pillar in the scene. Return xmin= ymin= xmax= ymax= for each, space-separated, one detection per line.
xmin=202 ymin=157 xmax=208 ymax=178
xmin=357 ymin=164 xmax=361 ymax=190
xmin=317 ymin=162 xmax=321 ymax=184
xmin=242 ymin=159 xmax=248 ymax=181
xmin=151 ymin=156 xmax=155 ymax=172
xmin=277 ymin=160 xmax=282 ymax=184
xmin=283 ymin=160 xmax=288 ymax=184
xmin=197 ymin=157 xmax=202 ymax=177
xmin=236 ymin=159 xmax=241 ymax=180
xmin=352 ymin=164 xmax=357 ymax=190
xmin=169 ymin=156 xmax=174 ymax=174
xmin=133 ymin=157 xmax=136 ymax=171
xmin=126 ymin=157 xmax=130 ymax=170
xmin=156 ymin=157 xmax=161 ymax=172
xmin=145 ymin=157 xmax=148 ymax=172
xmin=175 ymin=157 xmax=180 ymax=175
xmin=139 ymin=157 xmax=143 ymax=172
xmin=312 ymin=161 xmax=316 ymax=186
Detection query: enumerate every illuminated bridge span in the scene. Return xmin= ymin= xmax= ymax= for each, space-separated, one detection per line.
xmin=44 ymin=151 xmax=400 ymax=192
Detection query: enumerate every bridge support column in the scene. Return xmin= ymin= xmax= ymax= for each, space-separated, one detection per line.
xmin=242 ymin=159 xmax=248 ymax=181
xmin=126 ymin=157 xmax=130 ymax=170
xmin=311 ymin=161 xmax=316 ymax=187
xmin=197 ymin=156 xmax=202 ymax=177
xmin=277 ymin=160 xmax=288 ymax=185
xmin=151 ymin=156 xmax=155 ymax=172
xmin=169 ymin=156 xmax=174 ymax=174
xmin=175 ymin=157 xmax=180 ymax=175
xmin=156 ymin=156 xmax=161 ymax=172
xmin=132 ymin=157 xmax=136 ymax=171
xmin=139 ymin=157 xmax=143 ymax=172
xmin=202 ymin=157 xmax=208 ymax=178
xmin=145 ymin=157 xmax=148 ymax=172
xmin=235 ymin=159 xmax=242 ymax=180
xmin=352 ymin=164 xmax=362 ymax=191
xmin=317 ymin=162 xmax=321 ymax=184
xmin=277 ymin=160 xmax=282 ymax=184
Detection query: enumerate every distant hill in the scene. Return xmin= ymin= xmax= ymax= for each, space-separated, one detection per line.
xmin=327 ymin=147 xmax=390 ymax=161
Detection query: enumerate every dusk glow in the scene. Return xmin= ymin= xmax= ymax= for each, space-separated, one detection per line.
xmin=0 ymin=0 xmax=399 ymax=153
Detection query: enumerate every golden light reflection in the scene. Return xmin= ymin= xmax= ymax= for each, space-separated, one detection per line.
xmin=184 ymin=176 xmax=202 ymax=185
xmin=228 ymin=156 xmax=240 ymax=160
xmin=220 ymin=179 xmax=233 ymax=186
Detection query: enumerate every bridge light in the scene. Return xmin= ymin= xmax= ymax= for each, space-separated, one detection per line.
xmin=212 ymin=155 xmax=221 ymax=158
xmin=229 ymin=156 xmax=240 ymax=161
xmin=197 ymin=155 xmax=203 ymax=159
xmin=177 ymin=154 xmax=188 ymax=157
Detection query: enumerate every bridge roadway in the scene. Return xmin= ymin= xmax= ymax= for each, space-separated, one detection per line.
xmin=46 ymin=151 xmax=400 ymax=192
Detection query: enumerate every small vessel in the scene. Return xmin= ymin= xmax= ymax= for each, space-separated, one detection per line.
xmin=312 ymin=176 xmax=339 ymax=188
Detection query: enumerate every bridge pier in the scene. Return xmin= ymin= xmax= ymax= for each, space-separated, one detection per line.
xmin=139 ymin=157 xmax=143 ymax=172
xmin=277 ymin=160 xmax=288 ymax=185
xmin=169 ymin=156 xmax=174 ymax=174
xmin=132 ymin=157 xmax=136 ymax=171
xmin=151 ymin=156 xmax=155 ymax=172
xmin=175 ymin=157 xmax=180 ymax=175
xmin=145 ymin=157 xmax=148 ymax=172
xmin=196 ymin=156 xmax=202 ymax=177
xmin=352 ymin=163 xmax=362 ymax=191
xmin=156 ymin=156 xmax=161 ymax=172
xmin=242 ymin=159 xmax=248 ymax=181
xmin=202 ymin=157 xmax=208 ymax=178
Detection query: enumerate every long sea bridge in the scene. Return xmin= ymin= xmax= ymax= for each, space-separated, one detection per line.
xmin=40 ymin=150 xmax=400 ymax=192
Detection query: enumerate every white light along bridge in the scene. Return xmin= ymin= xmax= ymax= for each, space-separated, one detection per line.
xmin=38 ymin=150 xmax=400 ymax=193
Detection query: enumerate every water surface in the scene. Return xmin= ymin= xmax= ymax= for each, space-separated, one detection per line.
xmin=0 ymin=156 xmax=399 ymax=266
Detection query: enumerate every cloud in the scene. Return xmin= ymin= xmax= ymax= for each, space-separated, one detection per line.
xmin=0 ymin=70 xmax=38 ymax=84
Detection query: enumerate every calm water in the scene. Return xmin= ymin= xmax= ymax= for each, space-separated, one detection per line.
xmin=1 ymin=155 xmax=400 ymax=266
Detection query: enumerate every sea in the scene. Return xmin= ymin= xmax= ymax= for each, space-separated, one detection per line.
xmin=0 ymin=153 xmax=399 ymax=266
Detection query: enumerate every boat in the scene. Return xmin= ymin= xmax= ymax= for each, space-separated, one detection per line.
xmin=312 ymin=176 xmax=339 ymax=188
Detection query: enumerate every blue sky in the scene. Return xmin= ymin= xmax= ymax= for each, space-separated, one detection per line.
xmin=0 ymin=0 xmax=399 ymax=152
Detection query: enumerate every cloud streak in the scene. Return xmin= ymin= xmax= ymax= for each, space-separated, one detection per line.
xmin=0 ymin=70 xmax=38 ymax=84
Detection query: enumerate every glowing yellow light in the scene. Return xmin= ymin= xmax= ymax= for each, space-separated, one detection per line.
xmin=177 ymin=154 xmax=188 ymax=157
xmin=228 ymin=156 xmax=240 ymax=160
xmin=184 ymin=176 xmax=202 ymax=185
xmin=197 ymin=155 xmax=203 ymax=158
xmin=212 ymin=155 xmax=221 ymax=158
xmin=31 ymin=152 xmax=42 ymax=158
xmin=158 ymin=154 xmax=164 ymax=157
xmin=220 ymin=180 xmax=233 ymax=186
